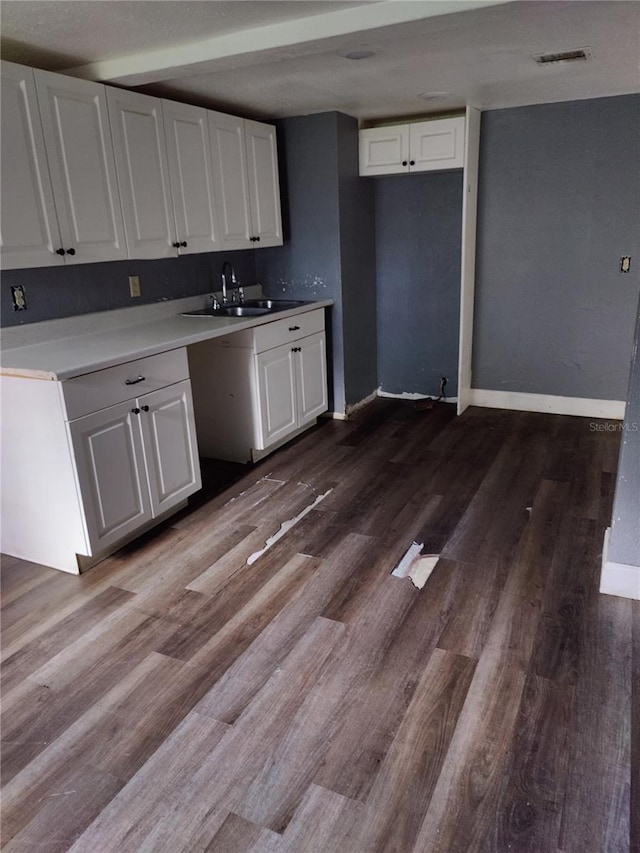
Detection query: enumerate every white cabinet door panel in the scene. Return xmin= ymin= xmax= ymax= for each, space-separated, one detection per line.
xmin=107 ymin=89 xmax=176 ymax=259
xmin=256 ymin=345 xmax=297 ymax=448
xmin=163 ymin=100 xmax=219 ymax=254
xmin=0 ymin=61 xmax=62 ymax=269
xmin=244 ymin=119 xmax=283 ymax=247
xmin=68 ymin=402 xmax=151 ymax=552
xmin=209 ymin=111 xmax=252 ymax=248
xmin=409 ymin=117 xmax=465 ymax=172
xmin=296 ymin=332 xmax=328 ymax=426
xmin=138 ymin=380 xmax=201 ymax=516
xmin=35 ymin=70 xmax=127 ymax=263
xmin=359 ymin=125 xmax=409 ymax=176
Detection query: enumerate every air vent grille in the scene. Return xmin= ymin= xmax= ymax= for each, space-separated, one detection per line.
xmin=533 ymin=47 xmax=593 ymax=65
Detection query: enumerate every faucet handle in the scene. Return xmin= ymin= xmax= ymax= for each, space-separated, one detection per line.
xmin=210 ymin=293 xmax=220 ymax=309
xmin=237 ymin=285 xmax=245 ymax=303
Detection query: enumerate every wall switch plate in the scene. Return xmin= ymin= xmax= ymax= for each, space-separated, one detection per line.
xmin=11 ymin=285 xmax=27 ymax=311
xmin=620 ymin=256 xmax=631 ymax=273
xmin=129 ymin=275 xmax=141 ymax=297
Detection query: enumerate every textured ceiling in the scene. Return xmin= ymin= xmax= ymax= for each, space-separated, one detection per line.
xmin=1 ymin=1 xmax=638 ymax=120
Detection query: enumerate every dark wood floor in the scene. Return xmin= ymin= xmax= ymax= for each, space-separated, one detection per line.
xmin=1 ymin=401 xmax=637 ymax=852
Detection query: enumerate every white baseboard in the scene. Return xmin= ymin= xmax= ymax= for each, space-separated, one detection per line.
xmin=377 ymin=389 xmax=457 ymax=404
xmin=600 ymin=528 xmax=640 ymax=600
xmin=345 ymin=390 xmax=378 ymax=417
xmin=468 ymin=389 xmax=625 ymax=419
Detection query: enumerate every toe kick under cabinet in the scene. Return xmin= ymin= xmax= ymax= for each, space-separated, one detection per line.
xmin=1 ymin=348 xmax=201 ymax=573
xmin=188 ymin=308 xmax=328 ymax=463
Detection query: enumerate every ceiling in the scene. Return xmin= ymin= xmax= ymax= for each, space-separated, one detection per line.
xmin=1 ymin=0 xmax=638 ymax=121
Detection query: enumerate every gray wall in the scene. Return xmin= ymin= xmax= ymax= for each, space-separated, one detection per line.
xmin=609 ymin=295 xmax=640 ymax=568
xmin=375 ymin=172 xmax=462 ymax=397
xmin=336 ymin=112 xmax=377 ymax=407
xmin=256 ymin=111 xmax=378 ymax=414
xmin=1 ymin=250 xmax=257 ymax=327
xmin=473 ymin=94 xmax=640 ymax=400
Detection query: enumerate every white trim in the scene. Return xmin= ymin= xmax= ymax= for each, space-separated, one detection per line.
xmin=468 ymin=389 xmax=625 ymax=419
xmin=457 ymin=105 xmax=481 ymax=415
xmin=377 ymin=389 xmax=458 ymax=403
xmin=323 ymin=411 xmax=348 ymax=421
xmin=600 ymin=528 xmax=640 ymax=600
xmin=345 ymin=390 xmax=378 ymax=417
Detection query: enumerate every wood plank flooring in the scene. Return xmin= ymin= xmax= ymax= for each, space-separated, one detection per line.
xmin=1 ymin=401 xmax=637 ymax=852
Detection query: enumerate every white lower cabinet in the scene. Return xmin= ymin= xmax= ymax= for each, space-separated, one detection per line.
xmin=189 ymin=309 xmax=328 ymax=463
xmin=0 ymin=349 xmax=201 ymax=573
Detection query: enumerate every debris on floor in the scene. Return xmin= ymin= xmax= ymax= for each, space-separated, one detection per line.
xmin=391 ymin=541 xmax=440 ymax=589
xmin=247 ymin=488 xmax=333 ymax=566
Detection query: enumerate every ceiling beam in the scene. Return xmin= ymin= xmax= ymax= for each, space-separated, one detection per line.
xmin=62 ymin=0 xmax=511 ymax=85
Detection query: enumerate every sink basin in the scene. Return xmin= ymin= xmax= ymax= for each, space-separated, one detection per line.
xmin=181 ymin=299 xmax=310 ymax=318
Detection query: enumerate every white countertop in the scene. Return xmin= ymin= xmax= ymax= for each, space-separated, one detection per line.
xmin=0 ymin=297 xmax=333 ymax=381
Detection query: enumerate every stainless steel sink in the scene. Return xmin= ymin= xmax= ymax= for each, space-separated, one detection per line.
xmin=181 ymin=299 xmax=310 ymax=318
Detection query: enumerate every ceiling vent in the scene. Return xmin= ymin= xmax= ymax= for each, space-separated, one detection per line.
xmin=533 ymin=47 xmax=593 ymax=66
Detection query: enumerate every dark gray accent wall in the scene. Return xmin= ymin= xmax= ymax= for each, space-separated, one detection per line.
xmin=336 ymin=112 xmax=377 ymax=407
xmin=609 ymin=295 xmax=640 ymax=568
xmin=375 ymin=172 xmax=462 ymax=397
xmin=256 ymin=111 xmax=378 ymax=413
xmin=1 ymin=250 xmax=257 ymax=327
xmin=473 ymin=94 xmax=640 ymax=400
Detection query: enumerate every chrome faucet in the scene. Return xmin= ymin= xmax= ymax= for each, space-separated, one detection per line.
xmin=221 ymin=261 xmax=244 ymax=305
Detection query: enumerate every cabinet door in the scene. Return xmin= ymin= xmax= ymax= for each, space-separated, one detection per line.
xmin=359 ymin=125 xmax=410 ymax=176
xmin=163 ymin=100 xmax=220 ymax=254
xmin=244 ymin=119 xmax=283 ymax=247
xmin=34 ymin=70 xmax=127 ymax=263
xmin=209 ymin=111 xmax=252 ymax=249
xmin=0 ymin=61 xmax=63 ymax=269
xmin=107 ymin=89 xmax=176 ymax=259
xmin=295 ymin=332 xmax=328 ymax=426
xmin=255 ymin=344 xmax=298 ymax=449
xmin=409 ymin=117 xmax=464 ymax=172
xmin=68 ymin=401 xmax=152 ymax=553
xmin=138 ymin=380 xmax=201 ymax=516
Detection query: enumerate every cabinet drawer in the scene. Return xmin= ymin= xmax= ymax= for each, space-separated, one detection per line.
xmin=61 ymin=348 xmax=189 ymax=420
xmin=252 ymin=309 xmax=325 ymax=353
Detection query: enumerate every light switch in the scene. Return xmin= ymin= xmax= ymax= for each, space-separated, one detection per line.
xmin=620 ymin=256 xmax=631 ymax=273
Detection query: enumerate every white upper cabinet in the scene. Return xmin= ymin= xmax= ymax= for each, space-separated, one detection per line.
xmin=208 ymin=111 xmax=253 ymax=248
xmin=244 ymin=119 xmax=283 ymax=247
xmin=107 ymin=89 xmax=176 ymax=259
xmin=209 ymin=112 xmax=282 ymax=250
xmin=0 ymin=61 xmax=63 ymax=269
xmin=359 ymin=116 xmax=465 ymax=176
xmin=162 ymin=99 xmax=220 ymax=255
xmin=35 ymin=69 xmax=127 ymax=263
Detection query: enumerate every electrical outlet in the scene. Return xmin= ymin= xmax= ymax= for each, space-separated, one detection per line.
xmin=620 ymin=256 xmax=631 ymax=273
xmin=11 ymin=285 xmax=27 ymax=311
xmin=129 ymin=275 xmax=141 ymax=297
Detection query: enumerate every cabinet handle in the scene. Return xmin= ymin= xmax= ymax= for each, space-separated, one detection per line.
xmin=131 ymin=407 xmax=141 ymax=415
xmin=291 ymin=346 xmax=301 ymax=353
xmin=56 ymin=248 xmax=66 ymax=256
xmin=289 ymin=326 xmax=300 ymax=331
xmin=66 ymin=248 xmax=76 ymax=256
xmin=141 ymin=405 xmax=150 ymax=412
xmin=125 ymin=375 xmax=146 ymax=385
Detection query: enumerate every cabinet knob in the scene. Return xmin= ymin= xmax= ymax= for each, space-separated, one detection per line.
xmin=402 ymin=160 xmax=408 ymax=166
xmin=409 ymin=160 xmax=415 ymax=166
xmin=141 ymin=405 xmax=150 ymax=412
xmin=131 ymin=407 xmax=141 ymax=415
xmin=66 ymin=248 xmax=76 ymax=256
xmin=250 ymin=236 xmax=256 ymax=242
xmin=256 ymin=236 xmax=261 ymax=242
xmin=172 ymin=242 xmax=180 ymax=248
xmin=291 ymin=346 xmax=301 ymax=352
xmin=56 ymin=248 xmax=66 ymax=256
xmin=180 ymin=241 xmax=187 ymax=248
